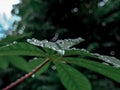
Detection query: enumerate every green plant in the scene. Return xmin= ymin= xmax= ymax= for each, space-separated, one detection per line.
xmin=0 ymin=37 xmax=120 ymax=90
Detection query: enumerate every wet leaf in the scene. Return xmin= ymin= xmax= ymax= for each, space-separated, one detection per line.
xmin=63 ymin=58 xmax=120 ymax=83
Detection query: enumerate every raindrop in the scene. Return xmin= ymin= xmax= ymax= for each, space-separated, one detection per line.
xmin=106 ymin=59 xmax=110 ymax=62
xmin=98 ymin=2 xmax=105 ymax=7
xmin=98 ymin=0 xmax=108 ymax=7
xmin=18 ymin=30 xmax=24 ymax=34
xmin=6 ymin=44 xmax=10 ymax=46
xmin=71 ymin=8 xmax=78 ymax=13
xmin=18 ymin=26 xmax=25 ymax=34
xmin=13 ymin=41 xmax=17 ymax=44
xmin=102 ymin=22 xmax=106 ymax=26
xmin=81 ymin=49 xmax=90 ymax=53
xmin=110 ymin=51 xmax=115 ymax=56
xmin=56 ymin=50 xmax=65 ymax=55
xmin=93 ymin=53 xmax=100 ymax=56
xmin=27 ymin=37 xmax=84 ymax=55
xmin=51 ymin=66 xmax=56 ymax=70
xmin=32 ymin=74 xmax=35 ymax=78
xmin=33 ymin=57 xmax=38 ymax=60
xmin=113 ymin=64 xmax=120 ymax=68
xmin=97 ymin=55 xmax=120 ymax=68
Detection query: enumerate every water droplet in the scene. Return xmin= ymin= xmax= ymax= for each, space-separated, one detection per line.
xmin=98 ymin=0 xmax=108 ymax=7
xmin=71 ymin=8 xmax=78 ymax=13
xmin=57 ymin=50 xmax=65 ymax=55
xmin=110 ymin=51 xmax=115 ymax=56
xmin=114 ymin=64 xmax=120 ymax=68
xmin=102 ymin=22 xmax=106 ymax=26
xmin=33 ymin=57 xmax=38 ymax=60
xmin=32 ymin=74 xmax=35 ymax=78
xmin=51 ymin=66 xmax=56 ymax=70
xmin=98 ymin=2 xmax=105 ymax=7
xmin=81 ymin=49 xmax=90 ymax=53
xmin=6 ymin=44 xmax=10 ymax=46
xmin=93 ymin=53 xmax=100 ymax=56
xmin=18 ymin=26 xmax=25 ymax=34
xmin=13 ymin=41 xmax=17 ymax=44
xmin=97 ymin=55 xmax=120 ymax=68
xmin=27 ymin=37 xmax=84 ymax=55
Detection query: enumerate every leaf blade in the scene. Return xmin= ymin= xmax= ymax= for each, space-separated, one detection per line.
xmin=63 ymin=58 xmax=120 ymax=83
xmin=64 ymin=49 xmax=95 ymax=58
xmin=0 ymin=56 xmax=9 ymax=69
xmin=0 ymin=43 xmax=45 ymax=56
xmin=8 ymin=56 xmax=30 ymax=72
xmin=55 ymin=63 xmax=91 ymax=90
xmin=28 ymin=58 xmax=50 ymax=77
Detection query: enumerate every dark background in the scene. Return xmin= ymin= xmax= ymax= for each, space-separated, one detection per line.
xmin=0 ymin=0 xmax=120 ymax=90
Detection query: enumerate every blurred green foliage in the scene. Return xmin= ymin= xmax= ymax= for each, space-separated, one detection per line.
xmin=0 ymin=0 xmax=120 ymax=90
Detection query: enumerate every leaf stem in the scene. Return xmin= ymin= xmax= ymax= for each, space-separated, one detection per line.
xmin=2 ymin=58 xmax=50 ymax=90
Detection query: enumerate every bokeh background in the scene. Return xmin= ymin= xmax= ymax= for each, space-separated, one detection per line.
xmin=0 ymin=0 xmax=120 ymax=90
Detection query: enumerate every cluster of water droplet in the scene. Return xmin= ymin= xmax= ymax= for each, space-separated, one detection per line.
xmin=97 ymin=55 xmax=120 ymax=68
xmin=27 ymin=37 xmax=84 ymax=55
xmin=74 ymin=48 xmax=120 ymax=68
xmin=27 ymin=37 xmax=120 ymax=68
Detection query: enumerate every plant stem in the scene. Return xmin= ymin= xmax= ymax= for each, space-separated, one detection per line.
xmin=2 ymin=58 xmax=50 ymax=90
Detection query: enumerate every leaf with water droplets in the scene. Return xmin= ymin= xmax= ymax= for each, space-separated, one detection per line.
xmin=27 ymin=37 xmax=84 ymax=55
xmin=64 ymin=48 xmax=120 ymax=68
xmin=56 ymin=37 xmax=84 ymax=49
xmin=64 ymin=49 xmax=95 ymax=58
xmin=94 ymin=54 xmax=120 ymax=68
xmin=62 ymin=57 xmax=120 ymax=83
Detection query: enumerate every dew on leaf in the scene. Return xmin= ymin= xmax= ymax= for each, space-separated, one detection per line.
xmin=27 ymin=37 xmax=84 ymax=55
xmin=32 ymin=74 xmax=35 ymax=78
xmin=96 ymin=55 xmax=120 ymax=68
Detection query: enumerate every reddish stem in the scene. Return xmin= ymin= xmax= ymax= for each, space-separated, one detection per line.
xmin=2 ymin=58 xmax=50 ymax=90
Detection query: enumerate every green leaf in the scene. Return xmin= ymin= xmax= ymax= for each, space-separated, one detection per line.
xmin=5 ymin=56 xmax=50 ymax=76
xmin=43 ymin=47 xmax=60 ymax=57
xmin=28 ymin=58 xmax=50 ymax=77
xmin=8 ymin=56 xmax=30 ymax=72
xmin=0 ymin=56 xmax=9 ymax=69
xmin=0 ymin=43 xmax=45 ymax=56
xmin=64 ymin=49 xmax=95 ymax=58
xmin=94 ymin=0 xmax=120 ymax=18
xmin=55 ymin=63 xmax=91 ymax=90
xmin=27 ymin=37 xmax=84 ymax=50
xmin=0 ymin=33 xmax=32 ymax=46
xmin=95 ymin=55 xmax=120 ymax=68
xmin=64 ymin=49 xmax=120 ymax=68
xmin=63 ymin=58 xmax=120 ymax=83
